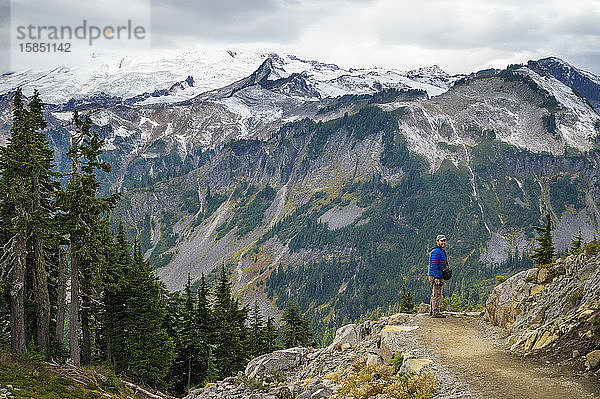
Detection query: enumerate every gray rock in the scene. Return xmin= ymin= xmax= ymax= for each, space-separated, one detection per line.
xmin=525 ymin=268 xmax=539 ymax=282
xmin=492 ymin=254 xmax=600 ymax=354
xmin=399 ymin=358 xmax=432 ymax=375
xmin=585 ymin=350 xmax=600 ymax=370
xmin=222 ymin=376 xmax=236 ymax=384
xmin=306 ymin=378 xmax=323 ymax=393
xmin=366 ymin=353 xmax=382 ymax=367
xmin=387 ymin=313 xmax=412 ymax=325
xmin=537 ymin=268 xmax=552 ymax=284
xmin=380 ymin=325 xmax=419 ymax=363
xmin=296 ymin=391 xmax=311 ymax=399
xmin=311 ymin=387 xmax=332 ymax=398
xmin=484 ymin=269 xmax=531 ymax=328
xmin=245 ymin=347 xmax=309 ymax=379
xmin=332 ymin=324 xmax=358 ymax=348
xmin=356 ymin=321 xmax=372 ymax=340
xmin=269 ymin=386 xmax=292 ymax=399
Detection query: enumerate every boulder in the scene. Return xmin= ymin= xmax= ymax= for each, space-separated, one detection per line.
xmin=332 ymin=324 xmax=358 ymax=348
xmin=271 ymin=386 xmax=292 ymax=399
xmin=530 ymin=284 xmax=544 ymax=296
xmin=245 ymin=347 xmax=309 ymax=379
xmin=356 ymin=322 xmax=372 ymax=341
xmin=366 ymin=353 xmax=382 ymax=367
xmin=485 ymin=269 xmax=531 ymax=328
xmin=311 ymin=387 xmax=332 ymax=399
xmin=585 ymin=350 xmax=600 ymax=370
xmin=380 ymin=325 xmax=419 ymax=363
xmin=399 ymin=358 xmax=432 ymax=375
xmin=537 ymin=268 xmax=552 ymax=284
xmin=387 ymin=313 xmax=412 ymax=325
xmin=525 ymin=268 xmax=539 ymax=282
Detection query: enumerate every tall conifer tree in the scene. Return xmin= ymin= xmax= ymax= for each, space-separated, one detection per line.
xmin=0 ymin=89 xmax=29 ymax=354
xmin=0 ymin=89 xmax=59 ymax=356
xmin=57 ymin=111 xmax=119 ymax=364
xmin=531 ymin=212 xmax=555 ymax=266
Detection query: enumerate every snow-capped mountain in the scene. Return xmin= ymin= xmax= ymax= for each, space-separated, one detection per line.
xmin=529 ymin=57 xmax=600 ymax=114
xmin=0 ymin=49 xmax=457 ymax=107
xmin=1 ymin=52 xmax=600 ymax=303
xmin=1 ymin=53 xmax=598 ymax=197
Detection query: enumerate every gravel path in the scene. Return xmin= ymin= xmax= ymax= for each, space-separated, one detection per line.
xmin=406 ymin=314 xmax=600 ymax=399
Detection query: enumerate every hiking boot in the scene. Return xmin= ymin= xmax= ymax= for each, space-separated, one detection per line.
xmin=432 ymin=313 xmax=446 ymax=318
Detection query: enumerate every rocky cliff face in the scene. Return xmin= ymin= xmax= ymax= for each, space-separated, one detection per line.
xmin=485 ymin=253 xmax=600 ymax=371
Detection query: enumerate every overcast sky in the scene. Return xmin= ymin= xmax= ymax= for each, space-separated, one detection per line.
xmin=4 ymin=0 xmax=600 ymax=75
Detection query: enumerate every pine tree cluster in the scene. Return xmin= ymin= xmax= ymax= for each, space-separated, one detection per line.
xmin=0 ymin=89 xmax=302 ymax=395
xmin=163 ymin=268 xmax=278 ymax=394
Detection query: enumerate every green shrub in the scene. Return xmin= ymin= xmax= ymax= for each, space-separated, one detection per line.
xmin=441 ymin=292 xmax=464 ymax=312
xmin=584 ymin=239 xmax=600 ymax=258
xmin=101 ymin=369 xmax=122 ymax=392
xmin=25 ymin=339 xmax=45 ymax=370
xmin=495 ymin=275 xmax=509 ymax=285
xmin=335 ymin=359 xmax=436 ymax=399
xmin=566 ymin=288 xmax=584 ymax=306
xmin=390 ymin=354 xmax=404 ymax=374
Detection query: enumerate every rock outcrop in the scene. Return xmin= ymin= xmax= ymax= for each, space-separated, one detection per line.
xmin=485 ymin=253 xmax=600 ymax=369
xmin=184 ymin=313 xmax=437 ymax=399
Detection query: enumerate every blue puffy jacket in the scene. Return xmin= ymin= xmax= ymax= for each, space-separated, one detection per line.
xmin=428 ymin=247 xmax=447 ymax=278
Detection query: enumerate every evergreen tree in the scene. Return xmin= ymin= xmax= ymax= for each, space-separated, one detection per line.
xmin=248 ymin=301 xmax=265 ymax=358
xmin=182 ymin=274 xmax=197 ymax=390
xmin=0 ymin=89 xmax=60 ymax=357
xmin=263 ymin=316 xmax=277 ymax=353
xmin=531 ymin=212 xmax=555 ymax=266
xmin=569 ymin=227 xmax=583 ymax=256
xmin=125 ymin=244 xmax=174 ymax=386
xmin=281 ymin=300 xmax=311 ymax=348
xmin=170 ymin=273 xmax=202 ymax=392
xmin=399 ymin=284 xmax=416 ymax=313
xmin=212 ymin=266 xmax=249 ymax=378
xmin=195 ymin=274 xmax=213 ymax=384
xmin=100 ymin=221 xmax=130 ymax=368
xmin=57 ymin=111 xmax=120 ymax=364
xmin=27 ymin=91 xmax=60 ymax=359
xmin=196 ymin=274 xmax=212 ymax=337
xmin=0 ymin=89 xmax=29 ymax=354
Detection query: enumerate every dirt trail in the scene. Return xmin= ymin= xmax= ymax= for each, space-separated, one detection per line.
xmin=412 ymin=314 xmax=600 ymax=399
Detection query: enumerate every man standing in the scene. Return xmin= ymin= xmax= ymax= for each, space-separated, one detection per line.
xmin=428 ymin=234 xmax=448 ymax=318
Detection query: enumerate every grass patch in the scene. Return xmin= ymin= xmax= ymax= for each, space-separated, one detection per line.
xmin=0 ymin=351 xmax=115 ymax=398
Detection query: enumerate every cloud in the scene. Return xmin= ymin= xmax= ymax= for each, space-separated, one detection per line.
xmin=370 ymin=0 xmax=600 ymax=71
xmin=0 ymin=0 xmax=8 ymax=73
xmin=150 ymin=0 xmax=305 ymax=45
xmin=3 ymin=0 xmax=600 ymax=75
